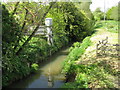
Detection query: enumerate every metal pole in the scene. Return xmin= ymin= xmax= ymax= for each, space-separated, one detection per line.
xmin=104 ymin=0 xmax=106 ymax=21
xmin=46 ymin=27 xmax=51 ymax=45
xmin=104 ymin=0 xmax=108 ymax=30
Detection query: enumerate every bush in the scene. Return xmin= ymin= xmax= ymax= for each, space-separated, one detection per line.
xmin=62 ymin=36 xmax=91 ymax=74
xmin=75 ymin=73 xmax=88 ymax=88
xmin=31 ymin=63 xmax=39 ymax=72
xmin=106 ymin=6 xmax=118 ymax=21
xmin=69 ymin=42 xmax=81 ymax=52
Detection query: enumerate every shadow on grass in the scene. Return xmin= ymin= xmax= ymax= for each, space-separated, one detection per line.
xmin=98 ymin=60 xmax=118 ymax=76
xmin=94 ymin=24 xmax=103 ymax=29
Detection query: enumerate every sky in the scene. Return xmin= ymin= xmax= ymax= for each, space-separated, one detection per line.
xmin=90 ymin=0 xmax=119 ymax=12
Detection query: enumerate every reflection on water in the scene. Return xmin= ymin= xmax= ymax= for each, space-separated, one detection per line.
xmin=6 ymin=46 xmax=69 ymax=89
xmin=48 ymin=74 xmax=54 ymax=88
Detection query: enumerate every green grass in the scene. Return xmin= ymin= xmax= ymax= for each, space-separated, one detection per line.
xmin=95 ymin=20 xmax=118 ymax=33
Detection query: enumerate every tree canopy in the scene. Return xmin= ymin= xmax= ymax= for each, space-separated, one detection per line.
xmin=93 ymin=8 xmax=104 ymax=21
xmin=106 ymin=5 xmax=118 ymax=21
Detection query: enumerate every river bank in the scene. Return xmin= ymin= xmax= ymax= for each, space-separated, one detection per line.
xmin=61 ymin=20 xmax=119 ymax=88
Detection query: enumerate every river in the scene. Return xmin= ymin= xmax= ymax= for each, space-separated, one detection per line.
xmin=6 ymin=46 xmax=70 ymax=89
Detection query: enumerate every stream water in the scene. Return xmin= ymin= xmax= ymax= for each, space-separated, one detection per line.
xmin=6 ymin=46 xmax=70 ymax=89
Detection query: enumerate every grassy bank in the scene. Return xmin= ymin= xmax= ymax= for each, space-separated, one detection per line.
xmin=61 ymin=20 xmax=119 ymax=88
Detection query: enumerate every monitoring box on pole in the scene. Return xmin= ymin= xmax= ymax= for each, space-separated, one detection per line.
xmin=45 ymin=18 xmax=52 ymax=26
xmin=45 ymin=18 xmax=53 ymax=46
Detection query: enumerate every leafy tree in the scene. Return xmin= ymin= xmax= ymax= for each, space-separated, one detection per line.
xmin=75 ymin=1 xmax=94 ymax=20
xmin=93 ymin=8 xmax=104 ymax=21
xmin=15 ymin=2 xmax=54 ymax=55
xmin=56 ymin=2 xmax=95 ymax=41
xmin=46 ymin=5 xmax=68 ymax=48
xmin=4 ymin=2 xmax=56 ymax=55
xmin=106 ymin=6 xmax=118 ymax=21
xmin=2 ymin=4 xmax=25 ymax=86
xmin=2 ymin=4 xmax=23 ymax=56
xmin=2 ymin=2 xmax=56 ymax=87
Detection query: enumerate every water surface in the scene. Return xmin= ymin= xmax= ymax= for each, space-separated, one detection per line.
xmin=7 ymin=46 xmax=70 ymax=89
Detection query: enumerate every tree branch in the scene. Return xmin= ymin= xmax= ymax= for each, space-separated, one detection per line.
xmin=21 ymin=8 xmax=28 ymax=30
xmin=12 ymin=2 xmax=19 ymax=16
xmin=13 ymin=8 xmax=29 ymax=51
xmin=23 ymin=6 xmax=36 ymax=18
xmin=16 ymin=2 xmax=56 ymax=55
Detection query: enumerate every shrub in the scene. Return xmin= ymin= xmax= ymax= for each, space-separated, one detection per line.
xmin=31 ymin=63 xmax=39 ymax=72
xmin=62 ymin=36 xmax=91 ymax=74
xmin=75 ymin=73 xmax=88 ymax=88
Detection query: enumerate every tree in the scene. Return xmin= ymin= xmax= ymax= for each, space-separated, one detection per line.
xmin=2 ymin=2 xmax=56 ymax=86
xmin=4 ymin=2 xmax=56 ymax=55
xmin=106 ymin=6 xmax=118 ymax=21
xmin=74 ymin=1 xmax=94 ymax=20
xmin=55 ymin=2 xmax=95 ymax=41
xmin=93 ymin=8 xmax=104 ymax=21
xmin=16 ymin=2 xmax=56 ymax=55
xmin=2 ymin=4 xmax=23 ymax=56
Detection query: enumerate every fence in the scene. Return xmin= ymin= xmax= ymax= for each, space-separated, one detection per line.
xmin=96 ymin=37 xmax=120 ymax=58
xmin=24 ymin=26 xmax=47 ymax=36
xmin=24 ymin=26 xmax=53 ymax=46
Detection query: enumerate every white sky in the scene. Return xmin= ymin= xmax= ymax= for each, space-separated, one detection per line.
xmin=90 ymin=0 xmax=119 ymax=12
